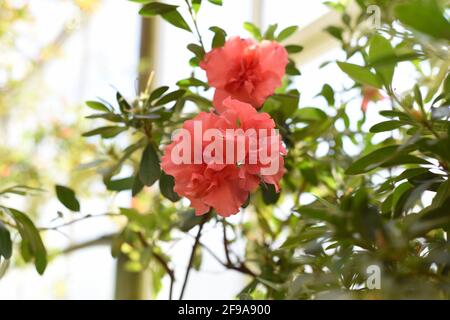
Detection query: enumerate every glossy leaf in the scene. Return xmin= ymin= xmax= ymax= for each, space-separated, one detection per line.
xmin=55 ymin=185 xmax=80 ymax=212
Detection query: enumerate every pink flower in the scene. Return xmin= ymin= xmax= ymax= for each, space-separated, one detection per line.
xmin=200 ymin=37 xmax=289 ymax=112
xmin=361 ymin=85 xmax=385 ymax=112
xmin=161 ymin=98 xmax=286 ymax=217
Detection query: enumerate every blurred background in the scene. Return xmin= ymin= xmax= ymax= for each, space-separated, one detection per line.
xmin=0 ymin=0 xmax=401 ymax=299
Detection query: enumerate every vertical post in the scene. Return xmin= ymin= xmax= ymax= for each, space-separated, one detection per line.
xmin=114 ymin=16 xmax=158 ymax=300
xmin=252 ymin=0 xmax=264 ymax=28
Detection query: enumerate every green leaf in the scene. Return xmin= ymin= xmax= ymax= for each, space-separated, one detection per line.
xmin=285 ymin=45 xmax=303 ymax=54
xmin=106 ymin=177 xmax=135 ymax=192
xmin=161 ymin=9 xmax=191 ymax=32
xmin=139 ymin=2 xmax=178 ymax=15
xmin=192 ymin=0 xmax=202 ymax=13
xmin=187 ymin=43 xmax=205 ymax=60
xmin=116 ymin=92 xmax=132 ymax=113
xmin=154 ymin=89 xmax=186 ymax=106
xmin=394 ymin=0 xmax=450 ymax=41
xmin=286 ymin=60 xmax=301 ymax=76
xmin=139 ymin=3 xmax=191 ymax=32
xmin=337 ymin=62 xmax=383 ymax=89
xmin=209 ymin=26 xmax=227 ymax=48
xmin=297 ymin=107 xmax=327 ymax=122
xmin=139 ymin=144 xmax=161 ymax=187
xmin=369 ymin=120 xmax=406 ymax=133
xmin=207 ymin=0 xmax=222 ymax=5
xmin=86 ymin=126 xmax=128 ymax=139
xmin=159 ymin=172 xmax=180 ymax=202
xmin=264 ymin=93 xmax=300 ymax=119
xmin=243 ymin=22 xmax=262 ymax=41
xmin=0 ymin=222 xmax=12 ymax=259
xmin=9 ymin=209 xmax=47 ymax=274
xmin=318 ymin=84 xmax=335 ymax=106
xmin=86 ymin=101 xmax=110 ymax=112
xmin=444 ymin=73 xmax=450 ymax=97
xmin=277 ymin=25 xmax=298 ymax=42
xmin=149 ymin=86 xmax=170 ymax=102
xmin=264 ymin=24 xmax=278 ymax=40
xmin=414 ymin=84 xmax=424 ymax=109
xmin=325 ymin=26 xmax=343 ymax=40
xmin=345 ymin=145 xmax=399 ymax=175
xmin=85 ymin=113 xmax=123 ymax=123
xmin=55 ymin=185 xmax=80 ymax=212
xmin=176 ymin=77 xmax=209 ymax=88
xmin=261 ymin=184 xmax=280 ymax=205
xmin=132 ymin=173 xmax=145 ymax=197
xmin=178 ymin=210 xmax=205 ymax=232
xmin=82 ymin=126 xmax=127 ymax=139
xmin=368 ymin=34 xmax=396 ymax=85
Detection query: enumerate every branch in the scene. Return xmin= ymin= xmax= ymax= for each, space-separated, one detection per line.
xmin=179 ymin=215 xmax=207 ymax=300
xmin=184 ymin=0 xmax=206 ymax=50
xmin=59 ymin=233 xmax=115 ymax=255
xmin=187 ymin=223 xmax=258 ymax=278
xmin=40 ymin=213 xmax=121 ymax=231
xmin=137 ymin=232 xmax=175 ymax=300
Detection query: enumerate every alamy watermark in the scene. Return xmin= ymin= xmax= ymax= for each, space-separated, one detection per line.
xmin=366 ymin=264 xmax=381 ymax=290
xmin=367 ymin=5 xmax=382 ymax=30
xmin=170 ymin=121 xmax=282 ymax=175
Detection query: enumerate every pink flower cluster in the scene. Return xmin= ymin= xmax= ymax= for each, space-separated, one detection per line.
xmin=161 ymin=37 xmax=288 ymax=217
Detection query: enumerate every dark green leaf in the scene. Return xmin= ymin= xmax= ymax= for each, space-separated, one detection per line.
xmin=106 ymin=177 xmax=135 ymax=192
xmin=82 ymin=126 xmax=127 ymax=139
xmin=261 ymin=184 xmax=280 ymax=205
xmin=325 ymin=26 xmax=343 ymax=40
xmin=116 ymin=92 xmax=132 ymax=113
xmin=414 ymin=84 xmax=424 ymax=109
xmin=139 ymin=2 xmax=178 ymax=15
xmin=209 ymin=26 xmax=227 ymax=48
xmin=0 ymin=222 xmax=12 ymax=259
xmin=155 ymin=89 xmax=186 ymax=106
xmin=178 ymin=210 xmax=205 ymax=232
xmin=149 ymin=86 xmax=170 ymax=102
xmin=132 ymin=173 xmax=145 ymax=197
xmin=159 ymin=171 xmax=180 ymax=202
xmin=139 ymin=144 xmax=161 ymax=186
xmin=345 ymin=145 xmax=399 ymax=175
xmin=139 ymin=3 xmax=191 ymax=32
xmin=9 ymin=209 xmax=47 ymax=274
xmin=286 ymin=60 xmax=301 ymax=76
xmin=187 ymin=43 xmax=205 ymax=61
xmin=369 ymin=120 xmax=406 ymax=133
xmin=318 ymin=84 xmax=335 ymax=106
xmin=55 ymin=185 xmax=80 ymax=212
xmin=85 ymin=113 xmax=123 ymax=123
xmin=285 ymin=45 xmax=303 ymax=54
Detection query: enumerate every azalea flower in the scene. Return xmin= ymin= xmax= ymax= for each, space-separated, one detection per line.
xmin=161 ymin=98 xmax=286 ymax=217
xmin=200 ymin=36 xmax=288 ymax=112
xmin=361 ymin=85 xmax=384 ymax=112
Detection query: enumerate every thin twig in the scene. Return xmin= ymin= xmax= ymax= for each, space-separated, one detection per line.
xmin=179 ymin=215 xmax=207 ymax=300
xmin=137 ymin=232 xmax=175 ymax=300
xmin=184 ymin=0 xmax=206 ymax=50
xmin=40 ymin=213 xmax=121 ymax=231
xmin=222 ymin=219 xmax=232 ymax=265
